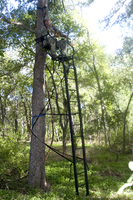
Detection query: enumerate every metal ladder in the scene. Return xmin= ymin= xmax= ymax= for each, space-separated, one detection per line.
xmin=58 ymin=55 xmax=89 ymax=196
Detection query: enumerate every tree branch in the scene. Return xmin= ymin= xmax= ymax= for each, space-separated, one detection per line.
xmin=1 ymin=16 xmax=36 ymax=34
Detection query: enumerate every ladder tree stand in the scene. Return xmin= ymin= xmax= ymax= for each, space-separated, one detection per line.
xmin=35 ymin=34 xmax=89 ymax=196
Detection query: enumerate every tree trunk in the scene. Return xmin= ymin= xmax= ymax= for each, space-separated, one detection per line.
xmin=55 ymin=124 xmax=59 ymax=141
xmin=22 ymin=98 xmax=31 ymax=140
xmin=28 ymin=0 xmax=49 ymax=190
xmin=14 ymin=91 xmax=18 ymax=134
xmin=0 ymin=95 xmax=6 ymax=137
xmin=45 ymin=79 xmax=54 ymax=161
xmin=63 ymin=127 xmax=67 ymax=154
xmin=122 ymin=92 xmax=133 ymax=154
xmin=87 ymin=31 xmax=108 ymax=146
xmin=92 ymin=54 xmax=107 ymax=145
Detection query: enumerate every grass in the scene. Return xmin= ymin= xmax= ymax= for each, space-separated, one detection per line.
xmin=0 ymin=137 xmax=133 ymax=199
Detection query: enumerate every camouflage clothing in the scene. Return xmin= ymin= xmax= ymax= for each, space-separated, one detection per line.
xmin=41 ymin=25 xmax=67 ymax=56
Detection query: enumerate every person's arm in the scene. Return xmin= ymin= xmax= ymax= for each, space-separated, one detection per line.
xmin=53 ymin=26 xmax=69 ymax=38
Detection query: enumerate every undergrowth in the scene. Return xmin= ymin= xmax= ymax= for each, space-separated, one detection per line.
xmin=0 ymin=137 xmax=133 ymax=199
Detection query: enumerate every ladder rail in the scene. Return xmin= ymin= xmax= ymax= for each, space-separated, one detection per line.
xmin=72 ymin=58 xmax=89 ymax=196
xmin=62 ymin=57 xmax=79 ymax=195
xmin=61 ymin=55 xmax=89 ymax=196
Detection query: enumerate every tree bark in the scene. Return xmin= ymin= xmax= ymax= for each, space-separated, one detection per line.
xmin=28 ymin=0 xmax=49 ymax=190
xmin=0 ymin=94 xmax=9 ymax=137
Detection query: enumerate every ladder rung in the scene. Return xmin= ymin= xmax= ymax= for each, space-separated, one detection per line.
xmin=63 ymin=65 xmax=70 ymax=68
xmin=66 ymin=56 xmax=73 ymax=60
xmin=75 ymin=147 xmax=82 ymax=150
xmin=76 ymin=159 xmax=83 ymax=163
xmin=71 ymin=113 xmax=77 ymax=115
xmin=73 ymin=135 xmax=81 ymax=138
xmin=77 ymin=171 xmax=84 ymax=175
xmin=69 ymin=89 xmax=76 ymax=91
xmin=72 ymin=124 xmax=80 ymax=126
xmin=60 ymin=56 xmax=73 ymax=61
xmin=78 ymin=183 xmax=86 ymax=188
xmin=64 ymin=66 xmax=73 ymax=69
xmin=68 ymin=65 xmax=74 ymax=68
xmin=67 ymin=78 xmax=75 ymax=80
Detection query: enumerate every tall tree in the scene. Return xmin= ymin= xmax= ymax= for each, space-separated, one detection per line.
xmin=28 ymin=0 xmax=48 ymax=190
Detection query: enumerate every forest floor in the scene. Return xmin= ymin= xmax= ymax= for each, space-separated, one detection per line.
xmin=0 ymin=137 xmax=133 ymax=199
